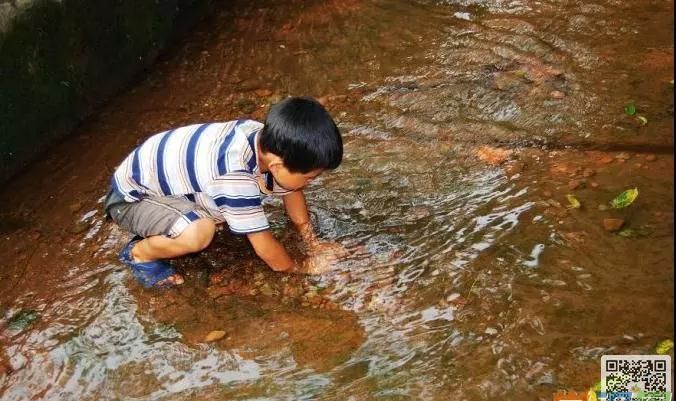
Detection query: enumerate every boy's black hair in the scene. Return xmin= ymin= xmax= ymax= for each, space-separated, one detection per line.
xmin=260 ymin=96 xmax=343 ymax=173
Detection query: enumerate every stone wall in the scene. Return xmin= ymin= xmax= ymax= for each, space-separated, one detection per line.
xmin=0 ymin=0 xmax=214 ymax=182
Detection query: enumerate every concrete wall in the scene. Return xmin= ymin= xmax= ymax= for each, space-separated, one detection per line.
xmin=0 ymin=0 xmax=213 ymax=182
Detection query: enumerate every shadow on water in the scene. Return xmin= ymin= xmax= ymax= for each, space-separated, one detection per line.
xmin=0 ymin=0 xmax=673 ymax=400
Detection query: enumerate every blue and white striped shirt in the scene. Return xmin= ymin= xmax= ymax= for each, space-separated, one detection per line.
xmin=111 ymin=120 xmax=292 ymax=234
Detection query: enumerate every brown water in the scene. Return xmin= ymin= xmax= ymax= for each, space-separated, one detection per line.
xmin=0 ymin=0 xmax=673 ymax=400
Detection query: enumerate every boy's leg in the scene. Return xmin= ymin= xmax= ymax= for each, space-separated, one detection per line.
xmin=107 ymin=195 xmax=218 ymax=284
xmin=132 ymin=218 xmax=216 ymax=262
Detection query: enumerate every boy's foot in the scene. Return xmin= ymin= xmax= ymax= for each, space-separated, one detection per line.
xmin=119 ymin=239 xmax=184 ymax=288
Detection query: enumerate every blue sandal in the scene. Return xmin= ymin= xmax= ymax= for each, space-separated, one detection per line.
xmin=119 ymin=239 xmax=180 ymax=288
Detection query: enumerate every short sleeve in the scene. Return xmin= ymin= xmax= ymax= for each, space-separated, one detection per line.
xmin=206 ymin=172 xmax=269 ymax=234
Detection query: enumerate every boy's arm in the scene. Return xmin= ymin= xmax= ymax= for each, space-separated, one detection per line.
xmin=282 ymin=190 xmax=317 ymax=245
xmin=246 ymin=230 xmax=295 ymax=272
xmin=246 ymin=230 xmax=322 ymax=274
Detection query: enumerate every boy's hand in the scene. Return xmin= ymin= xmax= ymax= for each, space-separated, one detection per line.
xmin=307 ymin=240 xmax=349 ymax=259
xmin=291 ymin=241 xmax=350 ymax=275
xmin=292 ymin=252 xmax=338 ymax=275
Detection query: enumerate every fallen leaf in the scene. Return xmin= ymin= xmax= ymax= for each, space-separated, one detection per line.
xmin=637 ymin=115 xmax=648 ymax=126
xmin=566 ymin=194 xmax=581 ymax=209
xmin=610 ymin=188 xmax=639 ymax=208
xmin=655 ymin=339 xmax=674 ymax=355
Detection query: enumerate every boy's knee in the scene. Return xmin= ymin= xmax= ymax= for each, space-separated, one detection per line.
xmin=177 ymin=218 xmax=216 ymax=253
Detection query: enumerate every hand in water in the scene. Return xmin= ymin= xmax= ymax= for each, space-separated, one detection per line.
xmin=293 ymin=241 xmax=349 ymax=275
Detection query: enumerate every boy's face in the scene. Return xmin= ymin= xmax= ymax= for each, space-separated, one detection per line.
xmin=270 ymin=165 xmax=323 ymax=191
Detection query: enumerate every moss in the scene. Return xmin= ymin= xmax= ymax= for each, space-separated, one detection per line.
xmin=0 ymin=0 xmax=213 ymax=182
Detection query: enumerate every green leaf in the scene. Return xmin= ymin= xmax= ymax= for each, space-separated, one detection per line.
xmin=618 ymin=228 xmax=635 ymax=238
xmin=566 ymin=194 xmax=581 ymax=209
xmin=592 ymin=380 xmax=602 ymax=392
xmin=637 ymin=115 xmax=648 ymax=126
xmin=610 ymin=188 xmax=639 ymax=208
xmin=624 ymin=102 xmax=636 ymax=116
xmin=656 ymin=339 xmax=674 ymax=355
xmin=7 ymin=309 xmax=38 ymax=331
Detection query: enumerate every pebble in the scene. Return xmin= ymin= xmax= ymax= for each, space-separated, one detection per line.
xmin=204 ymin=330 xmax=226 ymax=343
xmin=590 ymin=182 xmax=599 ymax=188
xmin=602 ymin=218 xmax=624 ymax=232
xmin=506 ymin=161 xmax=525 ymax=175
xmin=616 ymin=152 xmax=631 ymax=160
xmin=68 ymin=201 xmax=83 ymax=213
xmin=645 ymin=154 xmax=657 ymax=162
xmin=484 ymin=327 xmax=498 ymax=335
xmin=254 ymin=89 xmax=272 ymax=97
xmin=582 ymin=168 xmax=596 ymax=178
xmin=599 ymin=155 xmax=614 ymax=164
xmin=567 ymin=179 xmax=584 ymax=190
xmin=446 ymin=293 xmax=461 ymax=302
xmin=549 ymin=90 xmax=566 ymax=99
xmin=67 ymin=221 xmax=89 ymax=234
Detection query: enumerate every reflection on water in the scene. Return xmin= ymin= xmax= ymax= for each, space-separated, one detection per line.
xmin=0 ymin=0 xmax=672 ymax=400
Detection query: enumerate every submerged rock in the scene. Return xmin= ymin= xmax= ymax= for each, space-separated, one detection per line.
xmin=602 ymin=218 xmax=624 ymax=232
xmin=204 ymin=330 xmax=226 ymax=342
xmin=476 ymin=146 xmax=514 ymax=165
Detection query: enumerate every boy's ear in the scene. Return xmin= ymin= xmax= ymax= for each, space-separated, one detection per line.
xmin=267 ymin=159 xmax=285 ymax=174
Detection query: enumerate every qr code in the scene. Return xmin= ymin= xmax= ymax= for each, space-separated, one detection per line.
xmin=601 ymin=355 xmax=672 ymax=400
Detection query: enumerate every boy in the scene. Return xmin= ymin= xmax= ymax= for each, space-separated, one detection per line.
xmin=104 ymin=96 xmax=343 ymax=288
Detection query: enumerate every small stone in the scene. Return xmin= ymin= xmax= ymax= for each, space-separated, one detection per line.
xmin=549 ymin=90 xmax=565 ymax=99
xmin=260 ymin=284 xmax=274 ymax=297
xmin=446 ymin=293 xmax=461 ymax=302
xmin=506 ymin=161 xmax=525 ymax=175
xmin=68 ymin=202 xmax=83 ymax=213
xmin=590 ymin=182 xmax=599 ymax=188
xmin=645 ymin=154 xmax=657 ymax=162
xmin=602 ymin=218 xmax=625 ymax=232
xmin=547 ymin=199 xmax=563 ymax=208
xmin=476 ymin=146 xmax=513 ymax=165
xmin=599 ymin=155 xmax=614 ymax=164
xmin=582 ymin=168 xmax=596 ymax=178
xmin=598 ymin=204 xmax=608 ymax=211
xmin=204 ymin=330 xmax=226 ymax=343
xmin=30 ymin=231 xmax=41 ymax=240
xmin=254 ymin=89 xmax=272 ymax=97
xmin=484 ymin=327 xmax=498 ymax=335
xmin=543 ymin=190 xmax=553 ymax=198
xmin=568 ymin=180 xmax=584 ymax=190
xmin=68 ymin=221 xmax=89 ymax=235
xmin=634 ymin=163 xmax=643 ymax=168
xmin=616 ymin=152 xmax=631 ymax=160
xmin=535 ymin=371 xmax=557 ymax=386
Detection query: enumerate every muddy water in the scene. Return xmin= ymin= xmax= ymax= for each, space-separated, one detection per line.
xmin=0 ymin=0 xmax=673 ymax=400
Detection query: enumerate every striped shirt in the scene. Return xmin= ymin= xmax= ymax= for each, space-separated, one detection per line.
xmin=111 ymin=120 xmax=292 ymax=234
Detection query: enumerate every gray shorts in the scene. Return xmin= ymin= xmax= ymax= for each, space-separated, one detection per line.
xmin=104 ymin=189 xmax=211 ymax=238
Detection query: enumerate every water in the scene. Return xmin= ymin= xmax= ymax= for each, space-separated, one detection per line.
xmin=0 ymin=0 xmax=672 ymax=400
